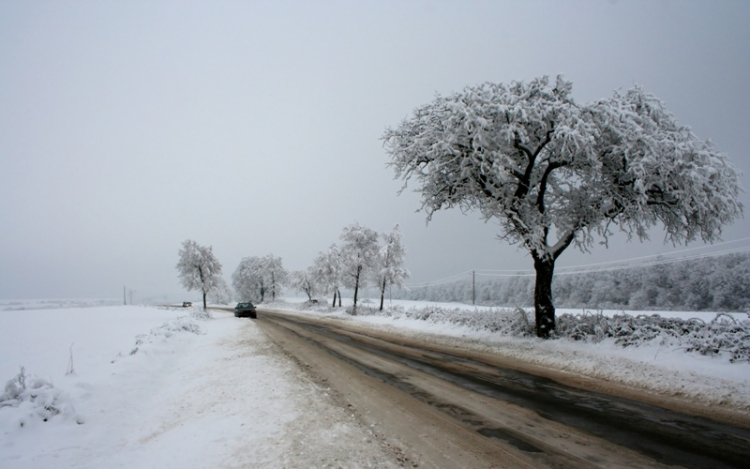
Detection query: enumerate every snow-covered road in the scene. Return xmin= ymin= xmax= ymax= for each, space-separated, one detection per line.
xmin=259 ymin=308 xmax=750 ymax=469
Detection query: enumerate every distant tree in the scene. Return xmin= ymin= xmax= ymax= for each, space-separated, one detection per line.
xmin=289 ymin=268 xmax=317 ymax=301
xmin=176 ymin=240 xmax=224 ymax=311
xmin=209 ymin=277 xmax=233 ymax=304
xmin=262 ymin=254 xmax=287 ymax=301
xmin=232 ymin=256 xmax=265 ymax=303
xmin=340 ymin=223 xmax=380 ymax=314
xmin=383 ymin=75 xmax=743 ymax=337
xmin=232 ymin=255 xmax=287 ymax=303
xmin=373 ymin=224 xmax=410 ymax=311
xmin=311 ymin=244 xmax=343 ymax=307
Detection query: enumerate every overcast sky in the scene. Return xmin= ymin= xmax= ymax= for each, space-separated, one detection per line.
xmin=1 ymin=1 xmax=748 ymax=301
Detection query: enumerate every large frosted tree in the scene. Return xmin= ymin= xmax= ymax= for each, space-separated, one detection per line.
xmin=373 ymin=224 xmax=410 ymax=311
xmin=383 ymin=76 xmax=743 ymax=337
xmin=176 ymin=240 xmax=224 ymax=311
xmin=340 ymin=223 xmax=380 ymax=314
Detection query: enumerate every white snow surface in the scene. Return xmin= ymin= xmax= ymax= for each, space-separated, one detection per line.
xmin=0 ymin=302 xmax=399 ymax=469
xmin=1 ymin=298 xmax=748 ymax=468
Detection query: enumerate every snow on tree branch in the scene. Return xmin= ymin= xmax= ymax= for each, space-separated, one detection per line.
xmin=176 ymin=240 xmax=223 ymax=311
xmin=382 ymin=75 xmax=743 ymax=337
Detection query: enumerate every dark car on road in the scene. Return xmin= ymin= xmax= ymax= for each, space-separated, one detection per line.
xmin=234 ymin=302 xmax=257 ymax=318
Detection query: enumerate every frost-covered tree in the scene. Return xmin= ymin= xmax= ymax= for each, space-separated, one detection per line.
xmin=340 ymin=223 xmax=380 ymax=314
xmin=373 ymin=224 xmax=410 ymax=311
xmin=232 ymin=256 xmax=265 ymax=303
xmin=289 ymin=268 xmax=317 ymax=301
xmin=209 ymin=277 xmax=233 ymax=304
xmin=383 ymin=76 xmax=743 ymax=337
xmin=176 ymin=240 xmax=223 ymax=311
xmin=262 ymin=254 xmax=287 ymax=301
xmin=311 ymin=244 xmax=343 ymax=307
xmin=232 ymin=255 xmax=287 ymax=303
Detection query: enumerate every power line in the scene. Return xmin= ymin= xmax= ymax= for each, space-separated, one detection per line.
xmin=474 ymin=246 xmax=750 ymax=278
xmin=554 ymin=246 xmax=750 ymax=276
xmin=404 ymin=238 xmax=750 ymax=287
xmin=404 ymin=270 xmax=473 ymax=288
xmin=556 ymin=237 xmax=750 ymax=272
xmin=474 ymin=237 xmax=750 ymax=275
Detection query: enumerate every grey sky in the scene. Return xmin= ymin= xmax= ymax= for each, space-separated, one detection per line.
xmin=1 ymin=1 xmax=748 ymax=301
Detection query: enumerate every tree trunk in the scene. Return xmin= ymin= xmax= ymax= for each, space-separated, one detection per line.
xmin=271 ymin=272 xmax=276 ymax=301
xmin=202 ymin=291 xmax=207 ymax=312
xmin=332 ymin=290 xmax=338 ymax=307
xmin=533 ymin=255 xmax=556 ymax=338
xmin=351 ymin=265 xmax=363 ymax=314
xmin=337 ymin=288 xmax=342 ymax=307
xmin=379 ymin=277 xmax=387 ymax=311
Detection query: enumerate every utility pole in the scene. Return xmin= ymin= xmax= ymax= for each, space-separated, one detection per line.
xmin=472 ymin=270 xmax=476 ymax=305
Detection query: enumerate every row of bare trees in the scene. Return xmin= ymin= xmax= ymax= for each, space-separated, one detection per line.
xmin=175 ymin=223 xmax=409 ymax=313
xmin=288 ymin=223 xmax=409 ymax=313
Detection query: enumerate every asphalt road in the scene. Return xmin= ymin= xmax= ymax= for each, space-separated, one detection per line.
xmin=253 ymin=307 xmax=750 ymax=469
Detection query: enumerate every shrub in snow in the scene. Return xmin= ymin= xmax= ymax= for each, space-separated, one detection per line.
xmin=0 ymin=367 xmax=81 ymax=427
xmin=126 ymin=316 xmax=205 ymax=356
xmin=190 ymin=305 xmax=211 ymax=320
xmin=557 ymin=311 xmax=750 ymax=363
xmin=363 ymin=305 xmax=534 ymax=336
xmin=683 ymin=314 xmax=750 ymax=363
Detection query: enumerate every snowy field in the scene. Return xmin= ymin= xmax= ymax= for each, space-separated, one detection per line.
xmin=0 ymin=301 xmax=399 ymax=469
xmin=1 ymin=298 xmax=748 ymax=468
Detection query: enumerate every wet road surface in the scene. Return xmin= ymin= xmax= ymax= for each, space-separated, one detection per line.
xmin=254 ymin=308 xmax=750 ymax=469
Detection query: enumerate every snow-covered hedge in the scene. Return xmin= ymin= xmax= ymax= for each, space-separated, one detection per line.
xmin=0 ymin=367 xmax=82 ymax=427
xmin=354 ymin=305 xmax=750 ymax=363
xmin=358 ymin=305 xmax=534 ymax=336
xmin=557 ymin=311 xmax=750 ymax=362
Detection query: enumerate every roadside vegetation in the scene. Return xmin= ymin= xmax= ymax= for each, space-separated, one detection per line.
xmin=396 ymin=252 xmax=750 ymax=312
xmin=279 ymin=300 xmax=750 ymax=363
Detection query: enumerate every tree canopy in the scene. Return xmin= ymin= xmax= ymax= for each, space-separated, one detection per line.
xmin=311 ymin=244 xmax=343 ymax=307
xmin=339 ymin=223 xmax=379 ymax=313
xmin=373 ymin=224 xmax=410 ymax=311
xmin=232 ymin=254 xmax=287 ymax=303
xmin=383 ymin=75 xmax=743 ymax=337
xmin=176 ymin=240 xmax=223 ymax=311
